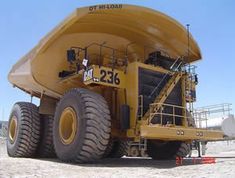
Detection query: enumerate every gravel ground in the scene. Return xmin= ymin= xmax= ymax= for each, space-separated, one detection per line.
xmin=0 ymin=137 xmax=235 ymax=178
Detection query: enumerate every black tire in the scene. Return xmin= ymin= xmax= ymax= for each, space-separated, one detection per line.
xmin=37 ymin=115 xmax=56 ymax=158
xmin=7 ymin=102 xmax=40 ymax=157
xmin=147 ymin=140 xmax=190 ymax=159
xmin=103 ymin=139 xmax=115 ymax=158
xmin=175 ymin=142 xmax=191 ymax=157
xmin=104 ymin=139 xmax=128 ymax=158
xmin=147 ymin=110 xmax=195 ymax=160
xmin=53 ymin=88 xmax=111 ymax=163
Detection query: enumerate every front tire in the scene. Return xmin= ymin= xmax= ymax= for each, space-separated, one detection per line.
xmin=147 ymin=111 xmax=194 ymax=160
xmin=53 ymin=88 xmax=111 ymax=163
xmin=104 ymin=139 xmax=128 ymax=158
xmin=147 ymin=140 xmax=190 ymax=159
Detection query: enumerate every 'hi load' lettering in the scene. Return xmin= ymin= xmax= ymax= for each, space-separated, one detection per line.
xmin=89 ymin=4 xmax=122 ymax=11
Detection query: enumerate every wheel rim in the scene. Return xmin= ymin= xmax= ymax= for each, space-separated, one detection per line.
xmin=59 ymin=107 xmax=77 ymax=145
xmin=9 ymin=116 xmax=17 ymax=143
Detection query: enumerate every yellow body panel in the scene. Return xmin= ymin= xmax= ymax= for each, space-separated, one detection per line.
xmin=125 ymin=62 xmax=171 ymax=132
xmin=83 ymin=65 xmax=126 ymax=88
xmin=8 ymin=4 xmax=201 ymax=99
xmin=140 ymin=125 xmax=224 ymax=141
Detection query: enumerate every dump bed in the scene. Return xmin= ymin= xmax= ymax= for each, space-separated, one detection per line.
xmin=8 ymin=4 xmax=201 ymax=99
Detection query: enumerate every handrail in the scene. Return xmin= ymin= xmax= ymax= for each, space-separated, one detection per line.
xmin=193 ymin=103 xmax=233 ymax=128
xmin=149 ymin=103 xmax=187 ymax=125
xmin=148 ymin=57 xmax=183 ymax=98
xmin=86 ymin=42 xmax=127 ymax=55
xmin=150 ymin=102 xmax=186 ymax=109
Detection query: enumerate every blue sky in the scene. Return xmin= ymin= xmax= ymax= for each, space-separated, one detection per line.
xmin=0 ymin=0 xmax=235 ymax=120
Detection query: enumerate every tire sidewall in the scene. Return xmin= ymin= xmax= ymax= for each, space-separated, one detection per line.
xmin=147 ymin=140 xmax=181 ymax=159
xmin=7 ymin=104 xmax=22 ymax=156
xmin=53 ymin=90 xmax=87 ymax=161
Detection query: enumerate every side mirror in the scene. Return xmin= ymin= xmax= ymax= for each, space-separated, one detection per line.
xmin=67 ymin=49 xmax=76 ymax=63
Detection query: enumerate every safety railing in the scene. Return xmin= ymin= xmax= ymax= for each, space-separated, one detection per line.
xmin=86 ymin=42 xmax=127 ymax=67
xmin=149 ymin=103 xmax=187 ymax=126
xmin=193 ymin=103 xmax=232 ymax=128
xmin=148 ymin=57 xmax=184 ymax=98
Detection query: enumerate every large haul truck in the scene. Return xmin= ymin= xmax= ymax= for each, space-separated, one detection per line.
xmin=7 ymin=4 xmax=224 ymax=162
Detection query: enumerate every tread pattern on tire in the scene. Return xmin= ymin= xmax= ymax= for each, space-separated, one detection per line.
xmin=175 ymin=142 xmax=190 ymax=157
xmin=37 ymin=115 xmax=56 ymax=158
xmin=104 ymin=139 xmax=128 ymax=158
xmin=77 ymin=89 xmax=111 ymax=162
xmin=147 ymin=113 xmax=194 ymax=159
xmin=7 ymin=102 xmax=40 ymax=157
xmin=54 ymin=88 xmax=111 ymax=163
xmin=147 ymin=141 xmax=191 ymax=160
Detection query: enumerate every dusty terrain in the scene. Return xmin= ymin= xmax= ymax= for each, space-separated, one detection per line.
xmin=0 ymin=137 xmax=235 ymax=178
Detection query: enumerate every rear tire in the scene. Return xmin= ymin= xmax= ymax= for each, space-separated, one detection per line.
xmin=7 ymin=102 xmax=40 ymax=157
xmin=37 ymin=115 xmax=56 ymax=158
xmin=175 ymin=142 xmax=191 ymax=157
xmin=53 ymin=88 xmax=111 ymax=163
xmin=104 ymin=139 xmax=128 ymax=158
xmin=147 ymin=110 xmax=194 ymax=160
xmin=147 ymin=140 xmax=190 ymax=159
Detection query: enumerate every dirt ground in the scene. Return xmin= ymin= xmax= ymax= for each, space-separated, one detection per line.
xmin=0 ymin=137 xmax=235 ymax=178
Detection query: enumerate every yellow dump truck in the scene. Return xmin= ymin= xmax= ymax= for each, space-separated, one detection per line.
xmin=7 ymin=4 xmax=224 ymax=162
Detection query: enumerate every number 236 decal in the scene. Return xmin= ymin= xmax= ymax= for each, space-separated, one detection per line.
xmin=100 ymin=69 xmax=120 ymax=85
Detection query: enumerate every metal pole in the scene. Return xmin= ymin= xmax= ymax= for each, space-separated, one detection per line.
xmin=197 ymin=141 xmax=201 ymax=157
xmin=186 ymin=24 xmax=190 ymax=61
